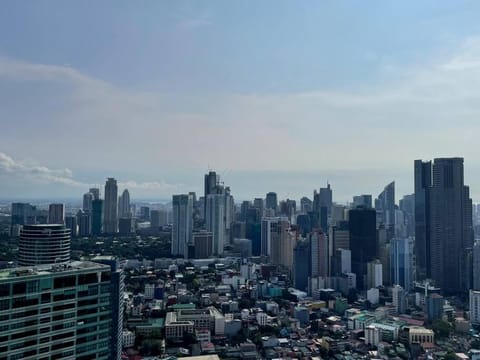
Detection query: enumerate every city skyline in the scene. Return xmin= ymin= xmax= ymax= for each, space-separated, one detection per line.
xmin=2 ymin=2 xmax=480 ymax=201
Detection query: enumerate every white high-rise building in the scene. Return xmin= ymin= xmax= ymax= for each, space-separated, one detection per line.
xmin=171 ymin=194 xmax=193 ymax=257
xmin=104 ymin=178 xmax=118 ymax=233
xmin=48 ymin=203 xmax=65 ymax=224
xmin=118 ymin=189 xmax=131 ymax=218
xmin=206 ymin=194 xmax=225 ymax=256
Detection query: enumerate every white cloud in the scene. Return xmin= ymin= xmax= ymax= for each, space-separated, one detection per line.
xmin=0 ymin=152 xmax=83 ymax=186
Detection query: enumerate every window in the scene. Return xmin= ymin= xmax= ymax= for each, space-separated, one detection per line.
xmin=12 ymin=282 xmax=26 ymax=295
xmin=0 ymin=284 xmax=9 ymax=297
xmin=54 ymin=276 xmax=76 ymax=289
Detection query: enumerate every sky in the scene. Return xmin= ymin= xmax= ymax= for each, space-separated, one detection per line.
xmin=2 ymin=1 xmax=480 ymax=203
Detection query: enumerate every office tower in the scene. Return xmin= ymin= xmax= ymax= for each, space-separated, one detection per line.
xmin=399 ymin=194 xmax=415 ymax=237
xmin=414 ymin=160 xmax=432 ymax=280
xmin=272 ymin=223 xmax=296 ymax=270
xmin=10 ymin=202 xmax=37 ymax=236
xmin=329 ymin=220 xmax=350 ymax=251
xmin=431 ymin=157 xmax=473 ymax=293
xmin=353 ymin=194 xmax=372 ymax=208
xmin=150 ymin=210 xmax=161 ymax=228
xmin=48 ymin=203 xmax=65 ymax=224
xmin=65 ymin=215 xmax=77 ymax=237
xmin=334 ymin=248 xmax=351 ymax=275
xmin=224 ymin=187 xmax=235 ymax=244
xmin=310 ymin=229 xmax=329 ymax=277
xmin=77 ymin=210 xmax=91 ymax=237
xmin=319 ymin=183 xmax=333 ymax=215
xmin=171 ymin=194 xmax=193 ymax=257
xmin=470 ymin=290 xmax=480 ymax=326
xmin=300 ymin=196 xmax=313 ymax=214
xmin=206 ymin=194 xmax=225 ymax=256
xmin=293 ymin=239 xmax=311 ymax=291
xmin=392 ymin=284 xmax=406 ymax=314
xmin=375 ymin=182 xmax=395 ymax=227
xmin=204 ymin=171 xmax=220 ymax=214
xmin=331 ymin=204 xmax=346 ymax=227
xmin=89 ymin=187 xmax=100 ymax=200
xmin=366 ymin=260 xmax=383 ymax=288
xmin=0 ymin=261 xmax=113 ymax=359
xmin=296 ymin=214 xmax=312 ymax=237
xmin=91 ymin=199 xmax=104 ymax=236
xmin=191 ymin=231 xmax=213 ymax=258
xmin=239 ymin=201 xmax=251 ymax=222
xmin=279 ymin=199 xmax=296 ymax=224
xmin=83 ymin=192 xmax=94 ymax=212
xmin=118 ymin=217 xmax=133 ymax=235
xmin=390 ymin=237 xmax=413 ymax=291
xmin=118 ymin=189 xmax=131 ymax=218
xmin=313 ymin=186 xmax=331 ymax=231
xmin=140 ymin=206 xmax=150 ymax=221
xmin=18 ymin=224 xmax=70 ymax=266
xmin=418 ymin=158 xmax=473 ymax=293
xmin=473 ymin=241 xmax=480 ymax=291
xmin=349 ymin=207 xmax=377 ymax=290
xmin=92 ymin=256 xmax=124 ymax=360
xmin=253 ymin=198 xmax=265 ymax=218
xmin=103 ymin=178 xmax=118 ymax=234
xmin=261 ymin=216 xmax=286 ymax=257
xmin=265 ymin=192 xmax=278 ymax=214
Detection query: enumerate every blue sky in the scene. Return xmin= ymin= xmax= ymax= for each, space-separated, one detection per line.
xmin=2 ymin=1 xmax=480 ymax=202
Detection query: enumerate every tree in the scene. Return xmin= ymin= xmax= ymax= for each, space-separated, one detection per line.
xmin=432 ymin=319 xmax=451 ymax=338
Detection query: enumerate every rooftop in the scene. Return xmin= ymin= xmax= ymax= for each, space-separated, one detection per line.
xmin=0 ymin=261 xmax=109 ymax=280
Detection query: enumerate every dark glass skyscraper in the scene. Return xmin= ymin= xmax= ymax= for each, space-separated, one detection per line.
xmin=349 ymin=206 xmax=377 ymax=290
xmin=414 ymin=160 xmax=432 ymax=280
xmin=415 ymin=158 xmax=473 ymax=294
xmin=92 ymin=199 xmax=104 ymax=236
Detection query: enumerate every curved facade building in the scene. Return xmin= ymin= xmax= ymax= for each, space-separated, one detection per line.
xmin=18 ymin=224 xmax=71 ymax=266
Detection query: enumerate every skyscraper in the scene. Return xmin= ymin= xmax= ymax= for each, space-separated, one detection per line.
xmin=83 ymin=192 xmax=94 ymax=212
xmin=390 ymin=237 xmax=413 ymax=291
xmin=89 ymin=187 xmax=100 ymax=200
xmin=104 ymin=178 xmax=118 ymax=233
xmin=414 ymin=160 xmax=432 ymax=280
xmin=10 ymin=202 xmax=37 ymax=236
xmin=92 ymin=256 xmax=125 ymax=360
xmin=415 ymin=158 xmax=474 ymax=293
xmin=293 ymin=239 xmax=311 ymax=291
xmin=91 ymin=199 xmax=104 ymax=236
xmin=204 ymin=171 xmax=220 ymax=214
xmin=375 ymin=181 xmax=395 ymax=227
xmin=118 ymin=189 xmax=131 ymax=218
xmin=429 ymin=158 xmax=473 ymax=293
xmin=18 ymin=224 xmax=71 ymax=265
xmin=206 ymin=193 xmax=225 ymax=256
xmin=265 ymin=192 xmax=278 ymax=214
xmin=48 ymin=203 xmax=65 ymax=224
xmin=319 ymin=183 xmax=333 ymax=215
xmin=353 ymin=194 xmax=372 ymax=208
xmin=0 ymin=261 xmax=114 ymax=359
xmin=349 ymin=206 xmax=377 ymax=290
xmin=171 ymin=194 xmax=193 ymax=257
xmin=310 ymin=229 xmax=329 ymax=278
